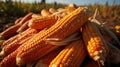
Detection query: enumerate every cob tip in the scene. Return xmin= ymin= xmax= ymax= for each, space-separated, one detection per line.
xmin=0 ymin=35 xmax=4 ymax=40
xmin=93 ymin=50 xmax=105 ymax=66
xmin=97 ymin=59 xmax=105 ymax=67
xmin=16 ymin=57 xmax=24 ymax=66
xmin=0 ymin=40 xmax=5 ymax=46
xmin=0 ymin=50 xmax=5 ymax=57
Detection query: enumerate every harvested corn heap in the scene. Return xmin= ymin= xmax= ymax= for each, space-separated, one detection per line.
xmin=0 ymin=3 xmax=120 ymax=67
xmin=16 ymin=7 xmax=89 ymax=66
xmin=0 ymin=6 xmax=89 ymax=67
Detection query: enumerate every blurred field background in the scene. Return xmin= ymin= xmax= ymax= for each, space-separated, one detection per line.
xmin=0 ymin=0 xmax=120 ymax=32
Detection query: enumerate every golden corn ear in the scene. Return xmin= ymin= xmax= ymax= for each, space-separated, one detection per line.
xmin=0 ymin=40 xmax=5 ymax=47
xmin=49 ymin=8 xmax=57 ymax=14
xmin=17 ymin=20 xmax=29 ymax=33
xmin=1 ymin=34 xmax=18 ymax=48
xmin=14 ymin=17 xmax=23 ymax=24
xmin=0 ymin=23 xmax=21 ymax=39
xmin=114 ymin=25 xmax=120 ymax=37
xmin=16 ymin=7 xmax=89 ymax=66
xmin=49 ymin=40 xmax=86 ymax=67
xmin=0 ymin=50 xmax=18 ymax=67
xmin=0 ymin=33 xmax=38 ymax=67
xmin=1 ymin=28 xmax=32 ymax=49
xmin=19 ymin=13 xmax=33 ymax=24
xmin=1 ymin=28 xmax=39 ymax=56
xmin=0 ymin=32 xmax=38 ymax=67
xmin=28 ymin=15 xmax=59 ymax=30
xmin=31 ymin=14 xmax=42 ymax=19
xmin=82 ymin=22 xmax=108 ymax=65
xmin=41 ymin=9 xmax=51 ymax=16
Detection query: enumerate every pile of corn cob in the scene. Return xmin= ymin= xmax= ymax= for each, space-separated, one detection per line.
xmin=0 ymin=4 xmax=120 ymax=67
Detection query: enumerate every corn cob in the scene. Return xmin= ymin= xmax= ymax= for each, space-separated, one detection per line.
xmin=0 ymin=40 xmax=31 ymax=67
xmin=1 ymin=28 xmax=39 ymax=56
xmin=114 ymin=25 xmax=120 ymax=37
xmin=0 ymin=42 xmax=26 ymax=67
xmin=82 ymin=22 xmax=109 ymax=65
xmin=1 ymin=28 xmax=33 ymax=49
xmin=34 ymin=47 xmax=64 ymax=67
xmin=31 ymin=14 xmax=42 ymax=19
xmin=41 ymin=9 xmax=51 ymax=16
xmin=49 ymin=40 xmax=86 ymax=67
xmin=52 ymin=10 xmax=67 ymax=18
xmin=16 ymin=7 xmax=89 ymax=66
xmin=1 ymin=35 xmax=18 ymax=48
xmin=19 ymin=13 xmax=33 ymax=24
xmin=64 ymin=4 xmax=78 ymax=14
xmin=0 ymin=40 xmax=5 ymax=47
xmin=49 ymin=8 xmax=57 ymax=14
xmin=19 ymin=35 xmax=34 ymax=45
xmin=0 ymin=29 xmax=47 ymax=67
xmin=68 ymin=3 xmax=77 ymax=8
xmin=65 ymin=6 xmax=77 ymax=14
xmin=28 ymin=15 xmax=59 ymax=30
xmin=115 ymin=25 xmax=120 ymax=33
xmin=17 ymin=20 xmax=29 ymax=33
xmin=0 ymin=23 xmax=21 ymax=39
xmin=0 ymin=50 xmax=18 ymax=67
xmin=57 ymin=8 xmax=65 ymax=12
xmin=14 ymin=17 xmax=23 ymax=24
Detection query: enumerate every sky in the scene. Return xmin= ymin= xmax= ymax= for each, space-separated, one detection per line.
xmin=46 ymin=0 xmax=120 ymax=5
xmin=3 ymin=0 xmax=120 ymax=5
